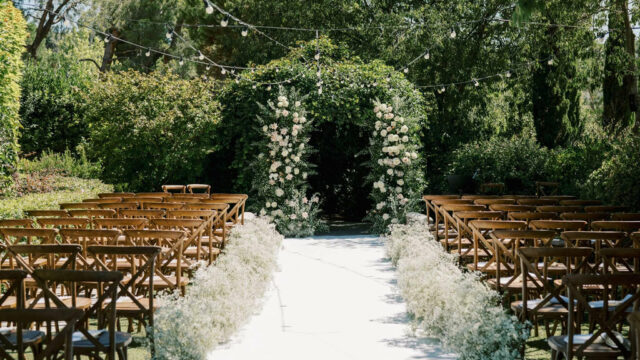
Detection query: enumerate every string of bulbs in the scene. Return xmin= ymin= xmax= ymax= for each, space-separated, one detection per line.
xmin=26 ymin=2 xmax=567 ymax=92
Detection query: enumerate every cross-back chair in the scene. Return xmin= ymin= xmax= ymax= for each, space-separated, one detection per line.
xmin=422 ymin=195 xmax=459 ymax=229
xmin=36 ymin=218 xmax=90 ymax=230
xmin=536 ymin=181 xmax=560 ymax=196
xmin=161 ymin=185 xmax=186 ymax=194
xmin=59 ymin=203 xmax=99 ymax=210
xmin=449 ymin=210 xmax=501 ymax=259
xmin=0 ymin=220 xmax=33 ymax=229
xmin=187 ymin=184 xmax=211 ymax=195
xmin=518 ymin=199 xmax=558 ymax=206
xmin=98 ymin=193 xmax=135 ymax=199
xmin=467 ymin=220 xmax=527 ymax=274
xmin=119 ymin=209 xmax=164 ymax=220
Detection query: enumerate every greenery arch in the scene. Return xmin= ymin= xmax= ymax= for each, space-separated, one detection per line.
xmin=208 ymin=38 xmax=427 ymax=234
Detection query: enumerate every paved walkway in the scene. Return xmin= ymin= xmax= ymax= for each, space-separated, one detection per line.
xmin=207 ymin=235 xmax=455 ymax=360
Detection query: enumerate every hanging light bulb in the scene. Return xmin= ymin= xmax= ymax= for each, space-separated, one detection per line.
xmin=145 ymin=49 xmax=151 ymax=57
xmin=252 ymin=85 xmax=257 ymax=89
xmin=505 ymin=71 xmax=511 ymax=78
xmin=267 ymin=85 xmax=272 ymax=91
xmin=206 ymin=65 xmax=211 ymax=71
xmin=314 ymin=53 xmax=320 ymax=61
xmin=221 ymin=68 xmax=227 ymax=74
xmin=104 ymin=35 xmax=111 ymax=43
xmin=473 ymin=79 xmax=479 ymax=87
xmin=318 ymin=86 xmax=323 ymax=95
xmin=424 ymin=52 xmax=430 ymax=60
xmin=221 ymin=16 xmax=229 ymax=27
xmin=166 ymin=31 xmax=172 ymax=40
xmin=204 ymin=0 xmax=214 ymax=14
xmin=198 ymin=52 xmax=205 ymax=60
xmin=316 ymin=70 xmax=321 ymax=78
xmin=547 ymin=58 xmax=554 ymax=65
xmin=179 ymin=57 xmax=184 ymax=66
xmin=403 ymin=68 xmax=409 ymax=74
xmin=450 ymin=29 xmax=457 ymax=39
xmin=440 ymin=86 xmax=446 ymax=93
xmin=235 ymin=78 xmax=239 ymax=84
xmin=275 ymin=67 xmax=280 ymax=73
xmin=62 ymin=16 xmax=71 ymax=27
xmin=241 ymin=28 xmax=248 ymax=37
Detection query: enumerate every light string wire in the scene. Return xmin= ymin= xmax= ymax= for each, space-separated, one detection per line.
xmin=21 ymin=3 xmax=594 ymax=90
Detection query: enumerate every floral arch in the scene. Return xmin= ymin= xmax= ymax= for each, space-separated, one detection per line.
xmin=211 ymin=38 xmax=427 ymax=235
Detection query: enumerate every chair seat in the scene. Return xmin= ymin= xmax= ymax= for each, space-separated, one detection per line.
xmin=511 ymin=301 xmax=573 ymax=317
xmin=0 ymin=296 xmax=17 ymax=309
xmin=184 ymin=246 xmax=221 ymax=257
xmin=102 ymin=297 xmax=159 ymax=314
xmin=73 ymin=330 xmax=132 ymax=350
xmin=487 ymin=275 xmax=545 ymax=290
xmin=451 ymin=248 xmax=490 ymax=258
xmin=466 ymin=262 xmax=513 ymax=273
xmin=27 ymin=296 xmax=92 ymax=310
xmin=140 ymin=275 xmax=189 ymax=289
xmin=0 ymin=329 xmax=44 ymax=348
xmin=548 ymin=334 xmax=623 ymax=357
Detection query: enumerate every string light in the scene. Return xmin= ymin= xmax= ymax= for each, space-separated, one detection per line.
xmin=221 ymin=68 xmax=227 ymax=74
xmin=62 ymin=16 xmax=70 ymax=27
xmin=473 ymin=79 xmax=479 ymax=87
xmin=165 ymin=30 xmax=172 ymax=40
xmin=547 ymin=58 xmax=554 ymax=65
xmin=198 ymin=52 xmax=205 ymax=60
xmin=450 ymin=29 xmax=457 ymax=39
xmin=505 ymin=71 xmax=512 ymax=78
xmin=145 ymin=48 xmax=151 ymax=57
xmin=424 ymin=52 xmax=430 ymax=60
xmin=241 ymin=28 xmax=249 ymax=37
xmin=314 ymin=53 xmax=320 ymax=61
xmin=179 ymin=57 xmax=184 ymax=66
xmin=204 ymin=0 xmax=214 ymax=14
xmin=221 ymin=16 xmax=229 ymax=27
xmin=403 ymin=68 xmax=409 ymax=74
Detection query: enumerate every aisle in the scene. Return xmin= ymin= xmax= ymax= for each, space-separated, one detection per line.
xmin=207 ymin=235 xmax=455 ymax=360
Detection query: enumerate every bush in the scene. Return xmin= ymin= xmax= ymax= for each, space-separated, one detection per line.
xmin=0 ymin=176 xmax=113 ymax=219
xmin=83 ymin=70 xmax=221 ymax=191
xmin=447 ymin=136 xmax=549 ymax=193
xmin=0 ymin=2 xmax=27 ymax=193
xmin=585 ymin=134 xmax=640 ymax=210
xmin=20 ymin=148 xmax=102 ymax=179
xmin=384 ymin=224 xmax=528 ymax=360
xmin=544 ymin=138 xmax=609 ymax=196
xmin=19 ymin=30 xmax=102 ymax=155
xmin=154 ymin=217 xmax=283 ymax=359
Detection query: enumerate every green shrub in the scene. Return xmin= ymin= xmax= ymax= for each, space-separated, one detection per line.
xmin=19 ymin=30 xmax=101 ymax=154
xmin=0 ymin=176 xmax=113 ymax=219
xmin=447 ymin=136 xmax=549 ymax=193
xmin=83 ymin=70 xmax=221 ymax=191
xmin=0 ymin=2 xmax=27 ymax=193
xmin=545 ymin=138 xmax=610 ymax=196
xmin=20 ymin=148 xmax=102 ymax=179
xmin=585 ymin=134 xmax=640 ymax=210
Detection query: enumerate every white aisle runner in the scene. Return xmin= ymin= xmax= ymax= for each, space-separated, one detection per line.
xmin=207 ymin=235 xmax=455 ymax=360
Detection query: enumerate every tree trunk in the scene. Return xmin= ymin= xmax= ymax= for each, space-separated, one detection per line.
xmin=100 ymin=28 xmax=120 ymax=72
xmin=619 ymin=0 xmax=640 ymax=132
xmin=25 ymin=0 xmax=71 ymax=58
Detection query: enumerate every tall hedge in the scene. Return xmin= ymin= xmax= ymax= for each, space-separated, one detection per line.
xmin=0 ymin=1 xmax=27 ymax=193
xmin=84 ymin=70 xmax=221 ymax=191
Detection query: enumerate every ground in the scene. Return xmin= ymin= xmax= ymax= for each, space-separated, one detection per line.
xmin=207 ymin=234 xmax=455 ymax=360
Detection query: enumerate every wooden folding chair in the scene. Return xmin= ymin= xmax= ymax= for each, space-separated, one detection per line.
xmin=541 ymin=195 xmax=577 ymax=201
xmin=93 ymin=219 xmax=147 ymax=231
xmin=98 ymin=193 xmax=135 ymax=199
xmin=0 ymin=308 xmax=82 ymax=360
xmin=585 ymin=206 xmax=629 ymax=213
xmin=59 ymin=203 xmax=99 ymax=210
xmin=182 ymin=204 xmax=229 ymax=248
xmin=561 ymin=212 xmax=611 ymax=228
xmin=438 ymin=204 xmax=486 ymax=251
xmin=67 ymin=210 xmax=117 ymax=226
xmin=123 ymin=230 xmax=188 ymax=294
xmin=59 ymin=230 xmax=121 ymax=268
xmin=208 ymin=194 xmax=248 ymax=225
xmin=509 ymin=212 xmax=559 ymax=225
xmin=143 ymin=202 xmax=184 ymax=211
xmin=474 ymin=198 xmax=515 ymax=206
xmin=591 ymin=221 xmax=640 ymax=233
xmin=119 ymin=209 xmax=164 ymax=220
xmin=167 ymin=196 xmax=201 ymax=204
xmin=518 ymin=198 xmax=558 ymax=206
xmin=422 ymin=195 xmax=459 ymax=228
xmin=88 ymin=246 xmax=161 ymax=355
xmin=467 ymin=220 xmax=527 ymax=273
xmin=479 ymin=183 xmax=505 ymax=195
xmin=82 ymin=198 xmax=122 ymax=204
xmin=135 ymin=192 xmax=172 ymax=199
xmin=449 ymin=210 xmax=501 ymax=259
xmin=560 ymin=200 xmax=603 ymax=206
xmin=529 ymin=220 xmax=588 ymax=246
xmin=487 ymin=230 xmax=556 ymax=294
xmin=514 ymin=247 xmax=593 ymax=338
xmin=0 ymin=229 xmax=58 ymax=270
xmin=488 ymin=204 xmax=537 ymax=218
xmin=36 ymin=218 xmax=90 ymax=230
xmin=537 ymin=206 xmax=583 ymax=214
xmin=161 ymin=185 xmax=186 ymax=194
xmin=166 ymin=210 xmax=222 ymax=252
xmin=98 ymin=203 xmax=139 ymax=216
xmin=187 ymin=184 xmax=211 ymax=195
xmin=0 ymin=220 xmax=33 ymax=229
xmin=613 ymin=213 xmax=640 ymax=221
xmin=150 ymin=218 xmax=215 ymax=265
xmin=549 ymin=274 xmax=640 ymax=359
xmin=25 ymin=210 xmax=69 ymax=218
xmin=32 ymin=269 xmax=130 ymax=360
xmin=430 ymin=199 xmax=476 ymax=238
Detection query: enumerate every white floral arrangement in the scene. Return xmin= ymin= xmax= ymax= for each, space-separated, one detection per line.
xmin=253 ymin=87 xmax=327 ymax=237
xmin=153 ymin=217 xmax=284 ymax=360
xmin=366 ymin=97 xmax=425 ymax=233
xmin=384 ymin=224 xmax=529 ymax=360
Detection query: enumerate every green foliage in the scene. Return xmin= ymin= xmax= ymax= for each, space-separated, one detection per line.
xmin=0 ymin=176 xmax=113 ymax=219
xmin=19 ymin=30 xmax=102 ymax=154
xmin=20 ymin=148 xmax=102 ymax=179
xmin=83 ymin=70 xmax=221 ymax=191
xmin=585 ymin=134 xmax=640 ymax=210
xmin=0 ymin=2 xmax=27 ymax=193
xmin=213 ymin=38 xmax=426 ymax=221
xmin=447 ymin=136 xmax=549 ymax=193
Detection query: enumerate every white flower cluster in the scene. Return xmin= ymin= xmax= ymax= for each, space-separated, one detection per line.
xmin=384 ymin=224 xmax=529 ymax=360
xmin=368 ymin=98 xmax=423 ymax=232
xmin=154 ymin=217 xmax=284 ymax=360
xmin=253 ymin=88 xmax=327 ymax=237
